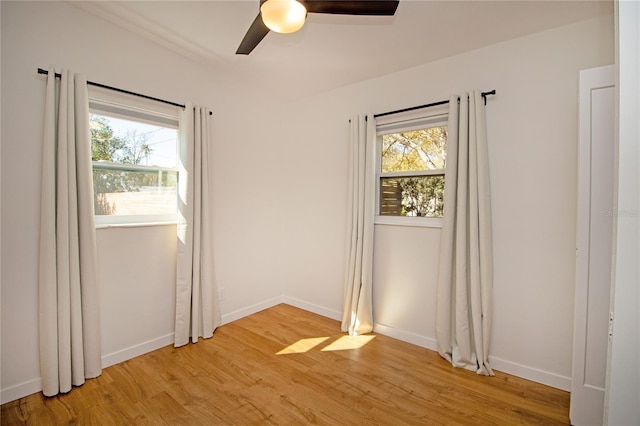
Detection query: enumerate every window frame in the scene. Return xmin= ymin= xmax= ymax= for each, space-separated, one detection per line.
xmin=88 ymin=86 xmax=180 ymax=228
xmin=374 ymin=107 xmax=448 ymax=228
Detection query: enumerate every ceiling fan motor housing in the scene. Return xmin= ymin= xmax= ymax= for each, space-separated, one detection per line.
xmin=237 ymin=0 xmax=400 ymax=55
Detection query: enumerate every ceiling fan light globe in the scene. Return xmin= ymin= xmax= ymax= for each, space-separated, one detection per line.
xmin=260 ymin=0 xmax=307 ymax=34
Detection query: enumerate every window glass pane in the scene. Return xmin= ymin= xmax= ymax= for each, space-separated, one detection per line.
xmin=380 ymin=175 xmax=445 ymax=217
xmin=90 ymin=114 xmax=177 ymax=168
xmin=381 ymin=126 xmax=447 ymax=172
xmin=90 ymin=114 xmax=178 ymax=219
xmin=93 ymin=167 xmax=177 ymax=216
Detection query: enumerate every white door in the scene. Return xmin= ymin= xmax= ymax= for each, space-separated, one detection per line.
xmin=570 ymin=65 xmax=615 ymax=425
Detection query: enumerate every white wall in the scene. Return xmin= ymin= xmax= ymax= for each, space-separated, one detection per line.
xmin=0 ymin=0 xmax=619 ymax=404
xmin=0 ymin=1 xmax=285 ymax=402
xmin=605 ymin=1 xmax=640 ymax=424
xmin=281 ymin=15 xmax=614 ymax=390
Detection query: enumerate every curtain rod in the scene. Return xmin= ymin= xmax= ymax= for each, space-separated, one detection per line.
xmin=37 ymin=68 xmax=212 ymax=115
xmin=374 ymin=90 xmax=496 ymax=118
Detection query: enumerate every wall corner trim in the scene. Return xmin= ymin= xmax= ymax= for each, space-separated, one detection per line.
xmin=283 ymin=296 xmax=342 ymax=321
xmin=221 ymin=296 xmax=286 ymax=325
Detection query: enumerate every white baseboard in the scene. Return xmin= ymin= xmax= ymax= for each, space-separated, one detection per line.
xmin=373 ymin=323 xmax=439 ymax=352
xmin=1 ymin=378 xmax=42 ymax=405
xmin=221 ymin=296 xmax=285 ymax=325
xmin=101 ymin=333 xmax=175 ymax=369
xmin=1 ymin=334 xmax=175 ymax=404
xmin=372 ymin=322 xmax=571 ymax=391
xmin=488 ymin=355 xmax=571 ymax=391
xmin=283 ymin=296 xmax=342 ymax=321
xmin=278 ymin=303 xmax=571 ymax=392
xmin=1 ymin=297 xmax=571 ymax=405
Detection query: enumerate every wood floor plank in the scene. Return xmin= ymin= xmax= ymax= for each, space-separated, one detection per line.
xmin=1 ymin=304 xmax=570 ymax=425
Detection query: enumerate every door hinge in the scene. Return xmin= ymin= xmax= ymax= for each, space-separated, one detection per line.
xmin=608 ymin=311 xmax=614 ymax=338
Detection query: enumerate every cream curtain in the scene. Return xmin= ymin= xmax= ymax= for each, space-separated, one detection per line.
xmin=436 ymin=90 xmax=494 ymax=376
xmin=175 ymin=104 xmax=221 ymax=346
xmin=39 ymin=68 xmax=102 ymax=396
xmin=342 ymin=114 xmax=376 ymax=335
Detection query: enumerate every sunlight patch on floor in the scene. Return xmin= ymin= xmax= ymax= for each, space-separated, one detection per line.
xmin=321 ymin=335 xmax=376 ymax=351
xmin=276 ymin=337 xmax=330 ymax=355
xmin=276 ymin=335 xmax=376 ymax=355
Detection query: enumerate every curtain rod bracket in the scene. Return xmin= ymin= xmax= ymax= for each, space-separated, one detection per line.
xmin=482 ymin=89 xmax=496 ymax=106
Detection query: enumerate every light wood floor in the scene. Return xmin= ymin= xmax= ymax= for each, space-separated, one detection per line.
xmin=2 ymin=304 xmax=570 ymax=425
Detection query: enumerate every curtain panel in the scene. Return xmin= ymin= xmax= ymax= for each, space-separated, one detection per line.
xmin=39 ymin=68 xmax=102 ymax=396
xmin=436 ymin=90 xmax=494 ymax=376
xmin=175 ymin=104 xmax=221 ymax=346
xmin=341 ymin=114 xmax=376 ymax=336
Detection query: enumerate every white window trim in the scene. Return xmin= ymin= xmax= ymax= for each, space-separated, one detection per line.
xmin=374 ymin=108 xmax=448 ymax=228
xmin=88 ymin=84 xmax=179 ymax=128
xmin=92 ymin=161 xmax=178 ymax=173
xmin=95 ymin=215 xmax=178 ymax=228
xmin=374 ymin=215 xmax=443 ymax=228
xmin=89 ymin=88 xmax=180 ymax=228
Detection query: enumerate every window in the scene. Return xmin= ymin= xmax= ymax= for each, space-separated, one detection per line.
xmin=88 ymin=90 xmax=180 ymax=226
xmin=376 ymin=110 xmax=448 ymax=227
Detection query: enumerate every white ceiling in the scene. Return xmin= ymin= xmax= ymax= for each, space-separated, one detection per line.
xmin=71 ymin=0 xmax=612 ymax=101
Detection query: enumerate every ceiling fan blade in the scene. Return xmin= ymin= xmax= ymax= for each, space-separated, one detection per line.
xmin=302 ymin=1 xmax=399 ymax=16
xmin=236 ymin=14 xmax=270 ymax=55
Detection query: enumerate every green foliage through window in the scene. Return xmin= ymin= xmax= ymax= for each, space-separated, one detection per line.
xmin=90 ymin=114 xmax=178 ymax=217
xmin=382 ymin=127 xmax=447 ymax=172
xmin=379 ymin=125 xmax=447 ymax=218
xmin=380 ymin=175 xmax=444 ymax=217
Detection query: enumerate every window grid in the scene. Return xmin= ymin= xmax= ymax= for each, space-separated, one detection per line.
xmin=89 ymin=108 xmax=179 ymax=227
xmin=375 ymin=115 xmax=447 ymax=227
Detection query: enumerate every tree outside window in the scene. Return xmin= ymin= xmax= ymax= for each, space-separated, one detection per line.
xmin=90 ymin=114 xmax=178 ymax=218
xmin=379 ymin=126 xmax=447 ymax=218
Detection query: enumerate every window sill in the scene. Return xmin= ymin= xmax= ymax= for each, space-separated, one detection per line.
xmin=374 ymin=215 xmax=443 ymax=228
xmin=95 ymin=221 xmax=177 ymax=230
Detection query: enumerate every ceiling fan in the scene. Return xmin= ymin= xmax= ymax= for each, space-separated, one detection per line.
xmin=236 ymin=0 xmax=400 ymax=55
